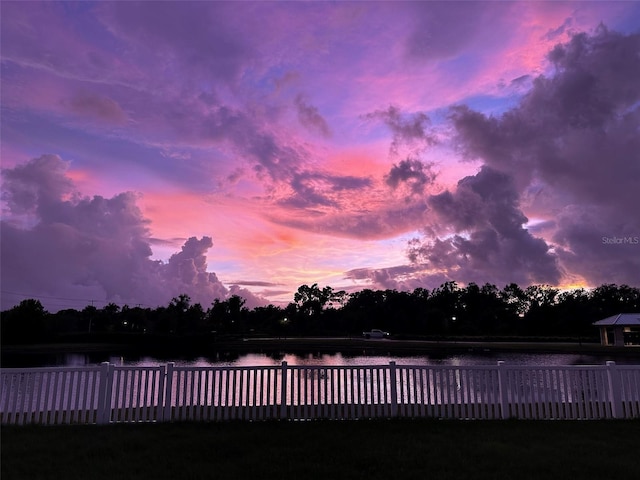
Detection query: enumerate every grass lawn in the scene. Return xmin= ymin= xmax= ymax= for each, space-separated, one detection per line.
xmin=2 ymin=419 xmax=640 ymax=480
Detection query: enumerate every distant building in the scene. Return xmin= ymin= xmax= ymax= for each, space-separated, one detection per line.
xmin=593 ymin=313 xmax=640 ymax=346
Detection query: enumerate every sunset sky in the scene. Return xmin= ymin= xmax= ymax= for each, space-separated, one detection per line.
xmin=2 ymin=1 xmax=639 ymax=312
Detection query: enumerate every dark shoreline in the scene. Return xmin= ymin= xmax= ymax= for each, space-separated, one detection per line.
xmin=3 ymin=337 xmax=640 ymax=359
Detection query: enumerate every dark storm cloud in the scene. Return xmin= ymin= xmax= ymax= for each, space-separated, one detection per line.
xmin=364 ymin=106 xmax=436 ymax=155
xmin=0 ymin=155 xmax=267 ymax=311
xmin=294 ymin=94 xmax=332 ymax=138
xmin=450 ymin=26 xmax=640 ymax=200
xmin=407 ymin=166 xmax=561 ymax=287
xmin=429 ymin=167 xmax=526 ymax=233
xmin=445 ymin=26 xmax=640 ymax=286
xmin=552 ymin=207 xmax=640 ymax=286
xmin=385 ymin=158 xmax=437 ymax=196
xmin=278 ymin=171 xmax=372 ymax=209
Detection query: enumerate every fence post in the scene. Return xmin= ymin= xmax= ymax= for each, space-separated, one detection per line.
xmin=163 ymin=363 xmax=175 ymax=423
xmin=97 ymin=362 xmax=112 ymax=424
xmin=389 ymin=361 xmax=398 ymax=417
xmin=606 ymin=361 xmax=624 ymax=419
xmin=280 ymin=361 xmax=288 ymax=419
xmin=497 ymin=361 xmax=509 ymax=419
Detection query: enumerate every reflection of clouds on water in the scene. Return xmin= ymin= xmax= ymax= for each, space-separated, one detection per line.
xmin=146 ymin=352 xmax=640 ymax=367
xmin=8 ymin=350 xmax=640 ymax=368
xmin=61 ymin=353 xmax=91 ymax=367
xmin=232 ymin=353 xmax=274 ymax=367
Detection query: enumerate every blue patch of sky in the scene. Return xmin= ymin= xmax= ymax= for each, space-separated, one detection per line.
xmin=427 ymin=107 xmax=452 ymax=127
xmin=439 ymin=52 xmax=483 ymax=85
xmin=375 ymin=231 xmax=425 ymax=258
xmin=242 ymin=63 xmax=294 ymax=97
xmin=355 ymin=121 xmax=394 ymax=144
xmin=210 ymin=260 xmax=247 ymax=277
xmin=610 ymin=4 xmax=640 ymax=34
xmin=459 ymin=94 xmax=521 ymax=117
xmin=59 ymin=3 xmax=124 ymax=53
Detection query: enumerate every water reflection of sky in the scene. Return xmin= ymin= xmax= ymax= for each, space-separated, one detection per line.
xmin=11 ymin=350 xmax=638 ymax=368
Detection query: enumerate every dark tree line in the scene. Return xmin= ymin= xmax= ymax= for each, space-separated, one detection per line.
xmin=2 ymin=282 xmax=639 ymax=345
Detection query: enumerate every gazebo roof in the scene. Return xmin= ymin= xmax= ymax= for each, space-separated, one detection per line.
xmin=593 ymin=313 xmax=640 ymax=326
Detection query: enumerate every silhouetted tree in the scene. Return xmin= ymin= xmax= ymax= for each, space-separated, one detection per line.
xmin=1 ymin=299 xmax=48 ymax=343
xmin=3 ymin=282 xmax=639 ymax=345
xmin=207 ymin=295 xmax=247 ymax=334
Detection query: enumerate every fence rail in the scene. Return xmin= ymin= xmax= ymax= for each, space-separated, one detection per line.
xmin=2 ymin=361 xmax=639 ymax=425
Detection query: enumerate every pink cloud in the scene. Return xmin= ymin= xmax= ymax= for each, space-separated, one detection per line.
xmin=0 ymin=155 xmax=271 ymax=311
xmin=2 ymin=2 xmax=639 ymax=311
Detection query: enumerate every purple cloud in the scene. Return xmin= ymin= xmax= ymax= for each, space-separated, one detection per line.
xmin=1 ymin=154 xmax=75 ymax=219
xmin=201 ymin=105 xmax=309 ymax=183
xmin=0 ymin=155 xmax=267 ymax=311
xmin=345 ymin=264 xmax=425 ymax=291
xmin=67 ymin=92 xmax=128 ymax=124
xmin=407 ymin=166 xmax=561 ymax=287
xmin=544 ymin=17 xmax=574 ymax=41
xmin=294 ymin=94 xmax=332 ymax=138
xmin=450 ymin=27 xmax=640 ymax=200
xmin=270 ymin=200 xmax=428 ymax=241
xmin=2 ymin=3 xmax=639 ymax=308
xmin=364 ymin=106 xmax=436 ymax=155
xmin=405 ymin=27 xmax=640 ymax=288
xmin=228 ymin=281 xmax=284 ymax=288
xmin=385 ymin=158 xmax=437 ymax=197
xmin=279 ymin=171 xmax=372 ymax=209
xmin=553 ymin=207 xmax=640 ymax=286
xmin=0 ymin=2 xmax=129 ymax=85
xmin=99 ymin=2 xmax=253 ymax=83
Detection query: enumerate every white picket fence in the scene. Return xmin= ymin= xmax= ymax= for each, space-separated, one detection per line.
xmin=1 ymin=361 xmax=639 ymax=425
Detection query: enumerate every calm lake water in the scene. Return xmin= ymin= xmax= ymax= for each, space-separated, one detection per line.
xmin=5 ymin=350 xmax=640 ymax=368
